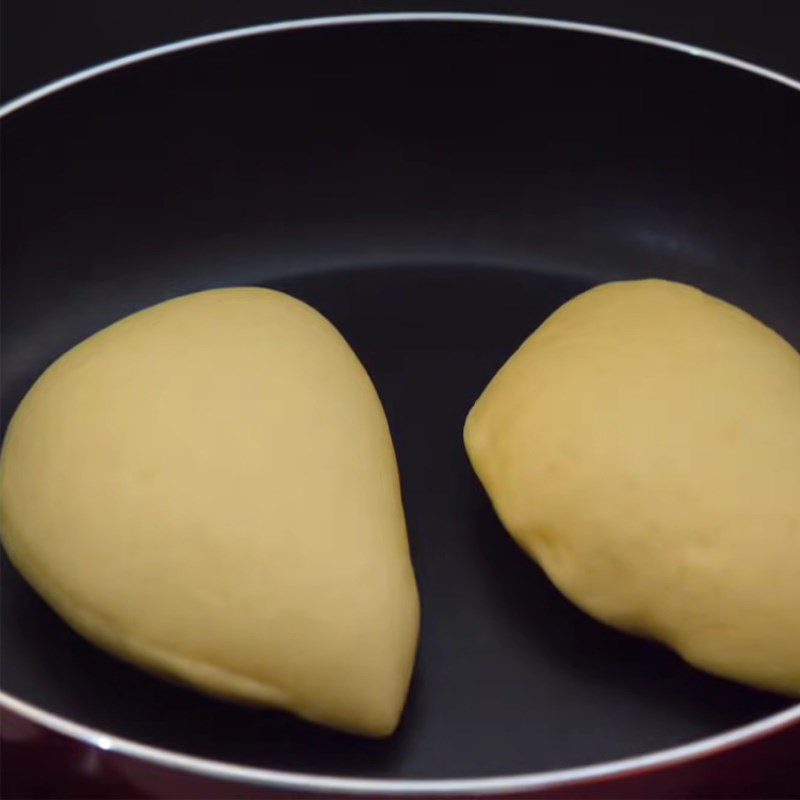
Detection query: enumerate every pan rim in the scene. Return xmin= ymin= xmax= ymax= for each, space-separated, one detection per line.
xmin=3 ymin=689 xmax=799 ymax=794
xmin=1 ymin=9 xmax=798 ymax=117
xmin=1 ymin=10 xmax=799 ymax=795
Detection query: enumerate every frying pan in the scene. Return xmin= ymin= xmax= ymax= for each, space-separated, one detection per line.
xmin=1 ymin=13 xmax=799 ymax=799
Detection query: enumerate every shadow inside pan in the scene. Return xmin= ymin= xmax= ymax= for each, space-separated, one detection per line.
xmin=1 ymin=17 xmax=798 ymax=779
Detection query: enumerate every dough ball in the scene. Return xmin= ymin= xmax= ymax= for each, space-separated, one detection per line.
xmin=0 ymin=288 xmax=420 ymax=736
xmin=465 ymin=279 xmax=800 ymax=695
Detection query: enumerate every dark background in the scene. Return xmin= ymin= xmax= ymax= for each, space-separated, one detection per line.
xmin=2 ymin=0 xmax=800 ymax=103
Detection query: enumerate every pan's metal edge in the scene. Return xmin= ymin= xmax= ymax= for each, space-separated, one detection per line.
xmin=2 ymin=690 xmax=799 ymax=795
xmin=1 ymin=11 xmax=799 ymax=796
xmin=1 ymin=10 xmax=798 ymax=118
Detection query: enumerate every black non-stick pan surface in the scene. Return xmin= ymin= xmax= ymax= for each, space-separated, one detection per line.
xmin=1 ymin=15 xmax=799 ymax=783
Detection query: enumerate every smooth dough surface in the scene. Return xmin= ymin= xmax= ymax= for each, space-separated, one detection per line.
xmin=465 ymin=279 xmax=800 ymax=695
xmin=0 ymin=287 xmax=420 ymax=736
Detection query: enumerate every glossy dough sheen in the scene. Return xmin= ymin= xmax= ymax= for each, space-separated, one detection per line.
xmin=0 ymin=288 xmax=420 ymax=736
xmin=465 ymin=279 xmax=800 ymax=696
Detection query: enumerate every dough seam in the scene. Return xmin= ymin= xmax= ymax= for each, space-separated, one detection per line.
xmin=3 ymin=532 xmax=291 ymax=710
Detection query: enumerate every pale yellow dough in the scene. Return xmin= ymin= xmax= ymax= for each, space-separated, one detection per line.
xmin=0 ymin=288 xmax=420 ymax=736
xmin=465 ymin=279 xmax=800 ymax=695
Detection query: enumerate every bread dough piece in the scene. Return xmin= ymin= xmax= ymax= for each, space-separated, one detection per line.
xmin=0 ymin=288 xmax=420 ymax=736
xmin=465 ymin=279 xmax=800 ymax=695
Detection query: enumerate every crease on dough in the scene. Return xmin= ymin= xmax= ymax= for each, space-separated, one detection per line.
xmin=3 ymin=530 xmax=292 ymax=712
